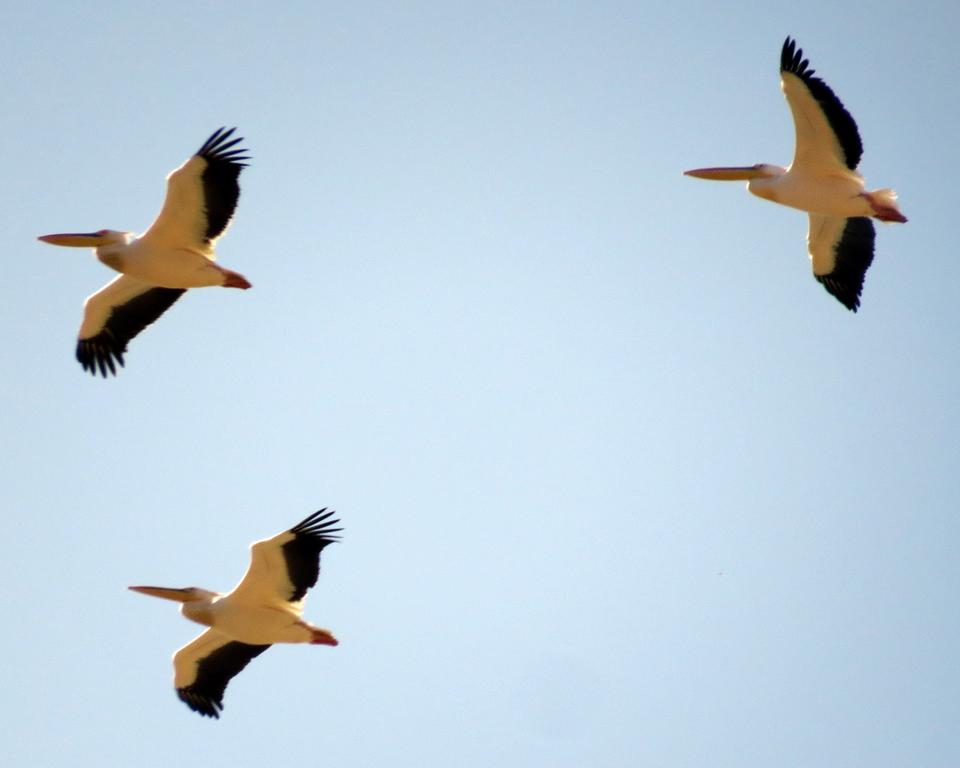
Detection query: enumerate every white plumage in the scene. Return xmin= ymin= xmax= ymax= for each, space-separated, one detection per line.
xmin=130 ymin=509 xmax=342 ymax=719
xmin=685 ymin=38 xmax=906 ymax=311
xmin=38 ymin=127 xmax=252 ymax=375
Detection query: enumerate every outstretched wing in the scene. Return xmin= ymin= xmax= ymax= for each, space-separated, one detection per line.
xmin=173 ymin=628 xmax=271 ymax=719
xmin=808 ymin=214 xmax=875 ymax=311
xmin=77 ymin=274 xmax=185 ymax=376
xmin=139 ymin=127 xmax=250 ymax=252
xmin=780 ymin=37 xmax=863 ymax=174
xmin=230 ymin=509 xmax=343 ymax=607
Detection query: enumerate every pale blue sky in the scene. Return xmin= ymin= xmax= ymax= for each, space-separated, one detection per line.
xmin=2 ymin=1 xmax=958 ymax=766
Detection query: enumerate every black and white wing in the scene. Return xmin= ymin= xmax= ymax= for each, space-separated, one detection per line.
xmin=780 ymin=37 xmax=863 ymax=174
xmin=173 ymin=628 xmax=271 ymax=719
xmin=808 ymin=214 xmax=875 ymax=311
xmin=77 ymin=275 xmax=185 ymax=376
xmin=139 ymin=127 xmax=250 ymax=251
xmin=230 ymin=509 xmax=343 ymax=607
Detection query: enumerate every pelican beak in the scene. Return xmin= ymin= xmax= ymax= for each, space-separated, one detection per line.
xmin=683 ymin=166 xmax=766 ymax=181
xmin=128 ymin=586 xmax=196 ymax=603
xmin=37 ymin=232 xmax=110 ymax=247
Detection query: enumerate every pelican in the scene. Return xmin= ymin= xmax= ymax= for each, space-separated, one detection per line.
xmin=685 ymin=37 xmax=907 ymax=311
xmin=130 ymin=509 xmax=341 ymax=719
xmin=38 ymin=127 xmax=252 ymax=376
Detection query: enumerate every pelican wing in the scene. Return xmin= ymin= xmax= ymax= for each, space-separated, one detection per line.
xmin=230 ymin=509 xmax=342 ymax=607
xmin=139 ymin=127 xmax=250 ymax=252
xmin=77 ymin=274 xmax=185 ymax=376
xmin=780 ymin=37 xmax=863 ymax=173
xmin=174 ymin=628 xmax=271 ymax=719
xmin=808 ymin=214 xmax=875 ymax=311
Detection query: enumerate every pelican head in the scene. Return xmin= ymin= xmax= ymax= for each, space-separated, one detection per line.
xmin=129 ymin=585 xmax=220 ymax=626
xmin=38 ymin=229 xmax=131 ymax=248
xmin=685 ymin=163 xmax=787 ymax=203
xmin=39 ymin=229 xmax=133 ymax=271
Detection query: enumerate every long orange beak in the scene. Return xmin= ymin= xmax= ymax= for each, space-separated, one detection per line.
xmin=38 ymin=232 xmax=110 ymax=247
xmin=128 ymin=586 xmax=196 ymax=603
xmin=683 ymin=166 xmax=767 ymax=181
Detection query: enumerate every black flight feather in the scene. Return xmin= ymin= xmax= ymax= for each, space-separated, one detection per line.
xmin=283 ymin=509 xmax=343 ymax=602
xmin=815 ymin=217 xmax=875 ymax=312
xmin=195 ymin=127 xmax=250 ymax=243
xmin=177 ymin=641 xmax=271 ymax=719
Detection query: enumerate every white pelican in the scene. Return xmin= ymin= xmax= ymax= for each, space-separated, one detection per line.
xmin=685 ymin=37 xmax=907 ymax=311
xmin=38 ymin=127 xmax=252 ymax=376
xmin=130 ymin=509 xmax=341 ymax=719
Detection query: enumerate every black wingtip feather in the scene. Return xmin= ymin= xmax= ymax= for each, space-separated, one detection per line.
xmin=781 ymin=37 xmax=812 ymax=78
xmin=779 ymin=37 xmax=863 ymax=170
xmin=177 ymin=687 xmax=222 ymax=719
xmin=77 ymin=333 xmax=124 ymax=377
xmin=290 ymin=508 xmax=343 ymax=538
xmin=196 ymin=127 xmax=250 ymax=167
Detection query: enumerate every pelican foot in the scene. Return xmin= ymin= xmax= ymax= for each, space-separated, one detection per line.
xmin=221 ymin=270 xmax=252 ymax=289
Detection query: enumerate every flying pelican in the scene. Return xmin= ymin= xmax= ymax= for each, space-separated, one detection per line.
xmin=38 ymin=127 xmax=252 ymax=376
xmin=684 ymin=37 xmax=907 ymax=311
xmin=130 ymin=509 xmax=341 ymax=719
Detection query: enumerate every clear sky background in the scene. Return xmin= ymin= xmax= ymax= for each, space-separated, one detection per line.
xmin=1 ymin=1 xmax=958 ymax=766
